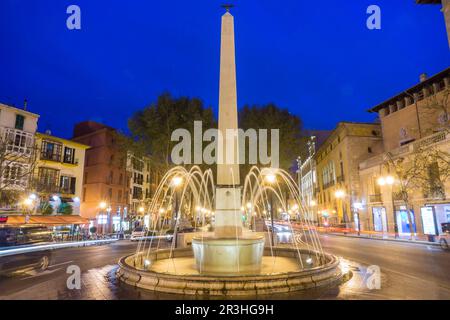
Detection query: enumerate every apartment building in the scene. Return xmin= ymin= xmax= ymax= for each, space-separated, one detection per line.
xmin=32 ymin=132 xmax=89 ymax=215
xmin=359 ymin=68 xmax=450 ymax=237
xmin=315 ymin=122 xmax=384 ymax=228
xmin=0 ymin=103 xmax=39 ymax=206
xmin=72 ymin=121 xmax=130 ymax=232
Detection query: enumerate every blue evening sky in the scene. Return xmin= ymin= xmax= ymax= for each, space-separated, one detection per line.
xmin=0 ymin=0 xmax=449 ymax=138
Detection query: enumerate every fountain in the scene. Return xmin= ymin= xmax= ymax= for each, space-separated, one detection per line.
xmin=117 ymin=7 xmax=344 ymax=296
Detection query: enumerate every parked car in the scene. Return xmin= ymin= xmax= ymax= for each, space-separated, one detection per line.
xmin=164 ymin=227 xmax=196 ymax=241
xmin=0 ymin=226 xmax=53 ymax=275
xmin=130 ymin=227 xmax=147 ymax=241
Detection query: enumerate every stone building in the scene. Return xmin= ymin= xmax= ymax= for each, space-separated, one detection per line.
xmin=359 ymin=68 xmax=450 ymax=238
xmin=315 ymin=122 xmax=384 ymax=228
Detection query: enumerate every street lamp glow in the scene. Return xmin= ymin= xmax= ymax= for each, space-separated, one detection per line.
xmin=28 ymin=193 xmax=37 ymax=200
xmin=158 ymin=208 xmax=165 ymax=214
xmin=171 ymin=176 xmax=183 ymax=187
xmin=310 ymin=200 xmax=317 ymax=206
xmin=334 ymin=190 xmax=345 ymax=198
xmin=246 ymin=202 xmax=252 ymax=209
xmin=264 ymin=173 xmax=276 ymax=184
xmin=385 ymin=175 xmax=395 ymax=185
xmin=99 ymin=201 xmax=107 ymax=209
xmin=23 ymin=198 xmax=33 ymax=206
xmin=138 ymin=206 xmax=145 ymax=213
xmin=377 ymin=177 xmax=386 ymax=186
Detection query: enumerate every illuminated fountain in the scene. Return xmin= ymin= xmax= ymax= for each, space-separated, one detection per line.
xmin=117 ymin=7 xmax=344 ymax=296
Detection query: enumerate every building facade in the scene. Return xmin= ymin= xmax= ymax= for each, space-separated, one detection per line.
xmin=72 ymin=121 xmax=130 ymax=232
xmin=32 ymin=132 xmax=89 ymax=215
xmin=0 ymin=103 xmax=39 ymax=207
xmin=359 ymin=68 xmax=450 ymax=238
xmin=315 ymin=122 xmax=384 ymax=228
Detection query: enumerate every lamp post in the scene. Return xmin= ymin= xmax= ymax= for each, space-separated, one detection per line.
xmin=377 ymin=175 xmax=398 ymax=238
xmin=264 ymin=171 xmax=277 ymax=245
xmin=334 ymin=189 xmax=346 ymax=229
xmin=99 ymin=201 xmax=107 ymax=235
xmin=171 ymin=176 xmax=183 ymax=248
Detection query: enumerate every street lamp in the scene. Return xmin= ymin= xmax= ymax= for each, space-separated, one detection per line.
xmin=334 ymin=189 xmax=347 ymax=228
xmin=171 ymin=176 xmax=183 ymax=248
xmin=377 ymin=175 xmax=398 ymax=238
xmin=98 ymin=201 xmax=108 ymax=234
xmin=264 ymin=170 xmax=277 ymax=245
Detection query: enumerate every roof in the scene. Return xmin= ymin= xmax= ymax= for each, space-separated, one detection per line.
xmin=315 ymin=121 xmax=381 ymax=156
xmin=368 ymin=67 xmax=450 ymax=113
xmin=36 ymin=132 xmax=90 ymax=149
xmin=0 ymin=215 xmax=90 ymax=226
xmin=0 ymin=102 xmax=40 ymax=119
xmin=416 ymin=0 xmax=441 ymax=4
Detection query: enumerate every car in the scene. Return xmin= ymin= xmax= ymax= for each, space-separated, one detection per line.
xmin=164 ymin=227 xmax=196 ymax=241
xmin=0 ymin=225 xmax=53 ymax=275
xmin=130 ymin=227 xmax=147 ymax=241
xmin=0 ymin=225 xmax=52 ymax=247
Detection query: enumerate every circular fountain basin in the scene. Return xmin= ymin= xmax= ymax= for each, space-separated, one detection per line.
xmin=192 ymin=235 xmax=265 ymax=275
xmin=117 ymin=247 xmax=343 ymax=296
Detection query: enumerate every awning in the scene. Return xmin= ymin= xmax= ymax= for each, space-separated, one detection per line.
xmin=0 ymin=215 xmax=90 ymax=226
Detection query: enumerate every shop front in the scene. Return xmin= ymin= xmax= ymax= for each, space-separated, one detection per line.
xmin=421 ymin=203 xmax=450 ymax=236
xmin=372 ymin=207 xmax=388 ymax=234
xmin=395 ymin=206 xmax=416 ymax=236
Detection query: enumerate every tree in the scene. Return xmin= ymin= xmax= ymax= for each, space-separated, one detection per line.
xmin=58 ymin=202 xmax=73 ymax=215
xmin=0 ymin=130 xmax=38 ymax=206
xmin=38 ymin=201 xmax=54 ymax=215
xmin=385 ymin=142 xmax=450 ymax=239
xmin=239 ymin=103 xmax=305 ymax=177
xmin=128 ymin=93 xmax=216 ymax=175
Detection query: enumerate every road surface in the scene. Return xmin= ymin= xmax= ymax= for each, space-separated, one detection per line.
xmin=0 ymin=235 xmax=449 ymax=299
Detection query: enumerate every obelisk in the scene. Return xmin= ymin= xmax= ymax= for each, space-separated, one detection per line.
xmin=217 ymin=6 xmax=240 ymax=185
xmin=214 ymin=5 xmax=242 ymax=237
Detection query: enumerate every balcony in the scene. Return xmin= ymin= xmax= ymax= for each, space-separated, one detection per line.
xmin=359 ymin=130 xmax=449 ymax=170
xmin=369 ymin=194 xmax=382 ymax=203
xmin=1 ymin=128 xmax=34 ymax=156
xmin=40 ymin=151 xmax=62 ymax=162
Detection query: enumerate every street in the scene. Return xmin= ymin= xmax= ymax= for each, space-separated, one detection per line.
xmin=1 ymin=235 xmax=449 ymax=300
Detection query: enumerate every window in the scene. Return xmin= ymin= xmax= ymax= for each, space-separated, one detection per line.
xmin=15 ymin=114 xmax=25 ymax=130
xmin=84 ymin=172 xmax=88 ymax=184
xmin=133 ymin=186 xmax=142 ymax=199
xmin=41 ymin=140 xmax=62 ymax=161
xmin=368 ymin=147 xmax=372 ymax=153
xmin=83 ymin=187 xmax=87 ymax=202
xmin=118 ymin=190 xmax=122 ymax=202
xmin=108 ymin=171 xmax=114 ymax=184
xmin=108 ymin=188 xmax=112 ymax=200
xmin=119 ymin=173 xmax=123 ymax=185
xmin=60 ymin=176 xmax=76 ymax=194
xmin=0 ymin=162 xmax=29 ymax=188
xmin=5 ymin=129 xmax=33 ymax=155
xmin=37 ymin=167 xmax=59 ymax=192
xmin=63 ymin=147 xmax=75 ymax=164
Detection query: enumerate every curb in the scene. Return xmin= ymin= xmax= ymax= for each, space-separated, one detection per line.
xmin=322 ymin=232 xmax=440 ymax=246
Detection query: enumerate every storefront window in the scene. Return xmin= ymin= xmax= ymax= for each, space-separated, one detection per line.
xmin=396 ymin=208 xmax=416 ymax=235
xmin=372 ymin=207 xmax=387 ymax=233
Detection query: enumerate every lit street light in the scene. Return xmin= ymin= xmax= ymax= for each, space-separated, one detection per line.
xmin=378 ymin=175 xmax=398 ymax=238
xmin=264 ymin=170 xmax=277 ymax=245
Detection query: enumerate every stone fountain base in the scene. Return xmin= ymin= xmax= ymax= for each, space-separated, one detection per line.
xmin=192 ymin=235 xmax=265 ymax=275
xmin=117 ymin=247 xmax=344 ymax=296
